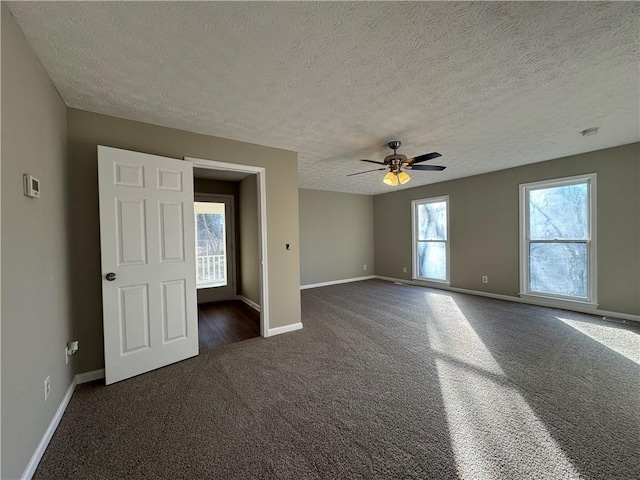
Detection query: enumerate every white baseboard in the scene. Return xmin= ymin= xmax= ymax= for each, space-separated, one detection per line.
xmin=301 ymin=275 xmax=375 ymax=290
xmin=237 ymin=295 xmax=260 ymax=312
xmin=375 ymin=275 xmax=640 ymax=323
xmin=21 ymin=368 xmax=106 ymax=479
xmin=21 ymin=377 xmax=76 ymax=480
xmin=267 ymin=322 xmax=303 ymax=337
xmin=76 ymin=368 xmax=105 ymax=384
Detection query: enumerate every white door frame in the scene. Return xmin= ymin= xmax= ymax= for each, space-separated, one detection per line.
xmin=186 ymin=157 xmax=270 ymax=337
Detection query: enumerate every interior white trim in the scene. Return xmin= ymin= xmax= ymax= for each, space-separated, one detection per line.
xmin=518 ymin=292 xmax=598 ymax=309
xmin=76 ymin=369 xmax=106 ymax=384
xmin=411 ymin=195 xmax=450 ymax=284
xmin=237 ymin=295 xmax=261 ymax=312
xmin=21 ymin=377 xmax=76 ymax=480
xmin=268 ymin=322 xmax=303 ymax=337
xmin=21 ymin=368 xmax=107 ymax=479
xmin=300 ymin=275 xmax=375 ymax=290
xmin=518 ymin=173 xmax=597 ymax=306
xmin=194 ymin=193 xmax=237 ymax=299
xmin=186 ymin=157 xmax=269 ymax=337
xmin=375 ymin=275 xmax=640 ymax=323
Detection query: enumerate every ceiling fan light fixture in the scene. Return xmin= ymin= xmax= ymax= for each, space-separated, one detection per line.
xmin=352 ymin=141 xmax=444 ymax=185
xmin=383 ymin=171 xmax=398 ymax=186
xmin=397 ymin=171 xmax=411 ymax=184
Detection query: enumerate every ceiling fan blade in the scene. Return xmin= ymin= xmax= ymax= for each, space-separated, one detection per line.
xmin=347 ymin=167 xmax=387 ymax=177
xmin=360 ymin=159 xmax=387 ymax=166
xmin=407 ymin=164 xmax=446 ymax=171
xmin=404 ymin=152 xmax=442 ymax=165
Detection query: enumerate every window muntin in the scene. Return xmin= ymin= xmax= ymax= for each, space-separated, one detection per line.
xmin=412 ymin=196 xmax=449 ymax=283
xmin=520 ymin=174 xmax=596 ymax=304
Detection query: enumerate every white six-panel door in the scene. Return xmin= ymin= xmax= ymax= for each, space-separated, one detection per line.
xmin=98 ymin=146 xmax=198 ymax=385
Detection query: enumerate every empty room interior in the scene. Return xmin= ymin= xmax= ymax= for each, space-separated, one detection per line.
xmin=1 ymin=2 xmax=639 ymax=480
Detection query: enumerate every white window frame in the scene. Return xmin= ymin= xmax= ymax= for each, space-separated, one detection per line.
xmin=194 ymin=197 xmax=234 ymax=290
xmin=412 ymin=195 xmax=450 ymax=284
xmin=519 ymin=173 xmax=597 ymax=307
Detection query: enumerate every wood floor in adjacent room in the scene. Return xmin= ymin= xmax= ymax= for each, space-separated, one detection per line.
xmin=198 ymin=300 xmax=260 ymax=350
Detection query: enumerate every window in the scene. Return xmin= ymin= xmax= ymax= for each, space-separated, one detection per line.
xmin=195 ymin=202 xmax=227 ymax=289
xmin=412 ymin=196 xmax=449 ymax=283
xmin=519 ymin=173 xmax=596 ymax=305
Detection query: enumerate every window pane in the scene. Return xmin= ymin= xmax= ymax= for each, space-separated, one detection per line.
xmin=529 ymin=243 xmax=587 ymax=298
xmin=418 ymin=201 xmax=447 ymax=240
xmin=195 ymin=202 xmax=227 ymax=288
xmin=417 ymin=242 xmax=446 ymax=280
xmin=529 ymin=183 xmax=588 ymax=239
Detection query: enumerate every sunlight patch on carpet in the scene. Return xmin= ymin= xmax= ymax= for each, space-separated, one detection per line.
xmin=556 ymin=316 xmax=640 ymax=364
xmin=427 ymin=297 xmax=581 ymax=479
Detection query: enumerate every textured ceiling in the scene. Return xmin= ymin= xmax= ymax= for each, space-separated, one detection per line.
xmin=7 ymin=2 xmax=639 ymax=195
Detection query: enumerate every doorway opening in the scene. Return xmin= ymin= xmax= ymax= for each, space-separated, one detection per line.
xmin=188 ymin=157 xmax=269 ymax=349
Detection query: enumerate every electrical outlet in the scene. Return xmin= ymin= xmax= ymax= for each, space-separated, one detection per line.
xmin=44 ymin=376 xmax=51 ymax=401
xmin=363 ymin=265 xmax=367 ymax=271
xmin=482 ymin=275 xmax=488 ymax=284
xmin=403 ymin=267 xmax=407 ymax=273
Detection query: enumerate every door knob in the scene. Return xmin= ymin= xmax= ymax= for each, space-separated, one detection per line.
xmin=105 ymin=272 xmax=117 ymax=281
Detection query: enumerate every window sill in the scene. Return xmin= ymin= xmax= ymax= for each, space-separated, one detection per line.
xmin=517 ymin=293 xmax=598 ymax=310
xmin=412 ymin=278 xmax=450 ymax=287
xmin=197 ymin=282 xmax=227 ymax=290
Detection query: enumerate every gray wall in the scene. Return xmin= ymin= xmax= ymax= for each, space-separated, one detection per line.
xmin=299 ymin=189 xmax=374 ymax=286
xmin=374 ymin=143 xmax=640 ymax=316
xmin=194 ymin=177 xmax=238 ymax=197
xmin=1 ymin=5 xmax=73 ymax=479
xmin=194 ymin=178 xmax=241 ymax=304
xmin=67 ymin=108 xmax=301 ymax=373
xmin=239 ymin=175 xmax=260 ymax=304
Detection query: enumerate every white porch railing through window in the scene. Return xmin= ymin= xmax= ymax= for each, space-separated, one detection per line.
xmin=197 ymin=254 xmax=226 ymax=285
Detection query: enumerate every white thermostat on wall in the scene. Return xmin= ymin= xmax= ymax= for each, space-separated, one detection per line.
xmin=23 ymin=174 xmax=40 ymax=198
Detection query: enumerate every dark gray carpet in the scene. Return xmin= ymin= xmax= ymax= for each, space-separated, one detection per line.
xmin=34 ymin=280 xmax=639 ymax=479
